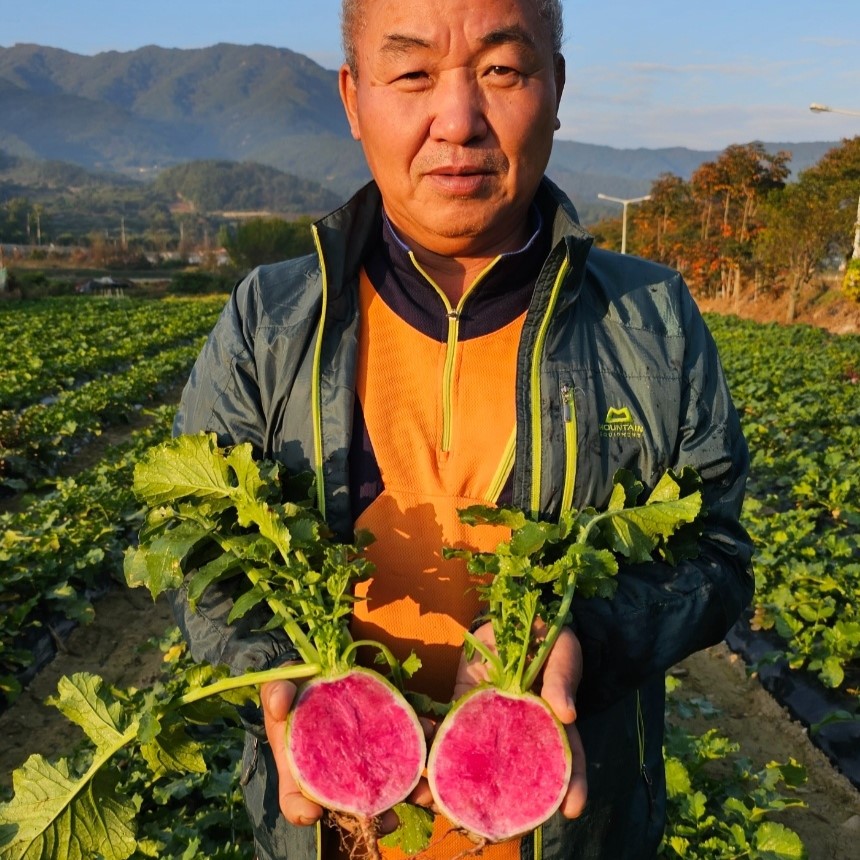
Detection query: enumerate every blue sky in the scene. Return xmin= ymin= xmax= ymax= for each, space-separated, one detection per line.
xmin=4 ymin=0 xmax=859 ymax=150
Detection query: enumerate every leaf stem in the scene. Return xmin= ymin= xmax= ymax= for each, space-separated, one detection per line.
xmin=239 ymin=564 xmax=320 ymax=665
xmin=513 ymin=595 xmax=539 ymax=693
xmin=522 ymin=569 xmax=578 ymax=693
xmin=463 ymin=630 xmax=504 ymax=685
xmin=175 ymin=662 xmax=322 ymax=708
xmin=342 ymin=639 xmax=411 ymax=688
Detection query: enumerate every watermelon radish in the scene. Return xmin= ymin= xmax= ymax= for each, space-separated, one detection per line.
xmin=286 ymin=668 xmax=426 ymax=818
xmin=428 ymin=468 xmax=704 ymax=843
xmin=428 ymin=686 xmax=571 ymax=842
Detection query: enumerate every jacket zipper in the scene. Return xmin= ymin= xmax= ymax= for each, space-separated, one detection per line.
xmin=485 ymin=426 xmax=517 ymax=503
xmin=529 ymin=255 xmax=571 ymax=516
xmin=533 ymin=824 xmax=543 ymax=860
xmin=636 ymin=690 xmax=656 ymax=816
xmin=441 ymin=309 xmax=460 ymax=452
xmin=560 ymin=383 xmax=577 ymax=511
xmin=310 ymin=224 xmax=329 ymax=518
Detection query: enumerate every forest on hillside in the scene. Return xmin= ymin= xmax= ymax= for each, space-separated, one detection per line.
xmin=0 ymin=156 xmax=341 ymax=250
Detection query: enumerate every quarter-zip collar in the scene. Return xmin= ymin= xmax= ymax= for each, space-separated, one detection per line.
xmin=363 ymin=206 xmax=550 ymax=342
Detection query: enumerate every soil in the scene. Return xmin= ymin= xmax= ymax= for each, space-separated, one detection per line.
xmin=696 ymin=277 xmax=860 ymax=337
xmin=676 ymin=647 xmax=860 ymax=860
xmin=0 ymin=588 xmax=175 ymax=789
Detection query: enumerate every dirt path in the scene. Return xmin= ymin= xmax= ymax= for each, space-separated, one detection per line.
xmin=0 ymin=588 xmax=174 ymax=788
xmin=677 ymin=645 xmax=860 ymax=860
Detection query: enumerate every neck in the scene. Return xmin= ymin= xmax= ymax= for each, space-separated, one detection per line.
xmin=383 ymin=215 xmax=535 ymax=305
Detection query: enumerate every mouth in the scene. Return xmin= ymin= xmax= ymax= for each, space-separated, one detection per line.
xmin=423 ymin=164 xmax=497 ymax=195
xmin=426 ymin=164 xmax=493 ymax=176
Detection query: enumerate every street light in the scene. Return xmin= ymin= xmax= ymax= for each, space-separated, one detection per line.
xmin=596 ymin=194 xmax=651 ymax=254
xmin=809 ymin=103 xmax=860 ymax=118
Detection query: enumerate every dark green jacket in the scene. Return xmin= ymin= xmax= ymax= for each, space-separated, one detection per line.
xmin=172 ymin=179 xmax=754 ymax=860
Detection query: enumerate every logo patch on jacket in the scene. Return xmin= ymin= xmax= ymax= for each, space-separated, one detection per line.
xmin=599 ymin=406 xmax=644 ymax=439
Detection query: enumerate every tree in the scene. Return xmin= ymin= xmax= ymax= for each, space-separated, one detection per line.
xmin=802 ymin=136 xmax=860 ymax=262
xmin=1 ymin=197 xmax=31 ymax=243
xmin=634 ymin=173 xmax=698 ymax=271
xmin=221 ymin=217 xmax=315 ymax=271
xmin=31 ymin=204 xmax=45 ymax=245
xmin=756 ymin=173 xmax=843 ymax=322
xmin=690 ymin=143 xmax=790 ymax=303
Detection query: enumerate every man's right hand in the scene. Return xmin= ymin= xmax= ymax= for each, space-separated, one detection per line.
xmin=261 ymin=680 xmax=324 ymax=826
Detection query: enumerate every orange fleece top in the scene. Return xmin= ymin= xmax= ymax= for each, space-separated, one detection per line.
xmin=350 ymin=263 xmax=526 ymax=860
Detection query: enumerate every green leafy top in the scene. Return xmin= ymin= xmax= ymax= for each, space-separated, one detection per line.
xmin=123 ymin=432 xmax=380 ymax=677
xmin=445 ymin=468 xmax=704 ymax=694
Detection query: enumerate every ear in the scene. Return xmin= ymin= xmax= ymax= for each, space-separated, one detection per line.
xmin=553 ymin=53 xmax=566 ymax=113
xmin=339 ymin=64 xmax=362 ymax=141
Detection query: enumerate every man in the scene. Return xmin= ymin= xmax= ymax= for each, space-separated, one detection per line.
xmin=171 ymin=0 xmax=754 ymax=857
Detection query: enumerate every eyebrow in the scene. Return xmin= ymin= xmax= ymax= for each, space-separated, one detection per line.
xmin=380 ymin=33 xmax=433 ymax=58
xmin=480 ymin=25 xmax=538 ymax=51
xmin=380 ymin=24 xmax=538 ymax=57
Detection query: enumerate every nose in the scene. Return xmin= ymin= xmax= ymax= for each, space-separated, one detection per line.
xmin=428 ymin=69 xmax=488 ymax=145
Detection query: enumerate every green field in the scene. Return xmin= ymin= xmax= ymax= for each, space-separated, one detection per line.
xmin=1 ymin=296 xmax=857 ymax=859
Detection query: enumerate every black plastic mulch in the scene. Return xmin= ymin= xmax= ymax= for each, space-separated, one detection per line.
xmin=725 ymin=618 xmax=860 ymax=790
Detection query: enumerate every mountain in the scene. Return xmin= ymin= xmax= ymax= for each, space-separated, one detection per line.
xmin=0 ymin=152 xmax=341 ymax=243
xmin=153 ymin=160 xmax=341 ymax=214
xmin=0 ymin=42 xmax=841 ymax=218
xmin=0 ymin=42 xmax=369 ymax=195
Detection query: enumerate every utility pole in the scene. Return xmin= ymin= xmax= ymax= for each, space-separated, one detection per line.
xmin=809 ymin=103 xmax=860 ymax=259
xmin=596 ymin=194 xmax=651 ymax=254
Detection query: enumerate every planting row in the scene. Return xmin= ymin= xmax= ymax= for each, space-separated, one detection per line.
xmin=2 ymin=305 xmax=858 ymax=710
xmin=0 ymin=407 xmax=174 ymax=703
xmin=1 ymin=341 xmax=201 ymax=487
xmin=0 ymin=296 xmax=225 ymax=411
xmin=0 ymin=307 xmax=841 ymax=859
xmin=706 ymin=315 xmax=860 ymax=693
xmin=3 ymin=627 xmax=805 ymax=860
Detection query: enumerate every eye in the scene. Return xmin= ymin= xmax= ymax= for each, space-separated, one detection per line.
xmin=393 ymin=69 xmax=431 ymax=91
xmin=485 ymin=65 xmax=524 ymax=84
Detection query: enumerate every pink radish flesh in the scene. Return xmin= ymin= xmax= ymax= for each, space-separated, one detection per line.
xmin=286 ymin=669 xmax=426 ymax=818
xmin=428 ymin=687 xmax=571 ymax=842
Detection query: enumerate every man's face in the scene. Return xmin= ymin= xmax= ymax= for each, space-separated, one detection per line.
xmin=339 ymin=0 xmax=564 ymax=258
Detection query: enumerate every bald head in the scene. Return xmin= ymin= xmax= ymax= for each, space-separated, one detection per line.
xmin=340 ymin=0 xmax=564 ymax=74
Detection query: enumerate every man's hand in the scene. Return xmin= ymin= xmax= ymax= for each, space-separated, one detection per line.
xmin=454 ymin=622 xmax=588 ymax=820
xmin=261 ymin=679 xmax=433 ymax=834
xmin=537 ymin=626 xmax=588 ymax=818
xmin=261 ymin=680 xmax=323 ymax=826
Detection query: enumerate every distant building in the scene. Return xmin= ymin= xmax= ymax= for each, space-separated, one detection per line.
xmin=75 ymin=276 xmax=133 ymax=294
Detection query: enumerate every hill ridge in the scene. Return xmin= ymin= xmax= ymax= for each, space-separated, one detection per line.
xmin=0 ymin=42 xmax=840 ymax=214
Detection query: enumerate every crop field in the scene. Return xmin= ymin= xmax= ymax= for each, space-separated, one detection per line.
xmin=0 ymin=295 xmax=858 ymax=859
